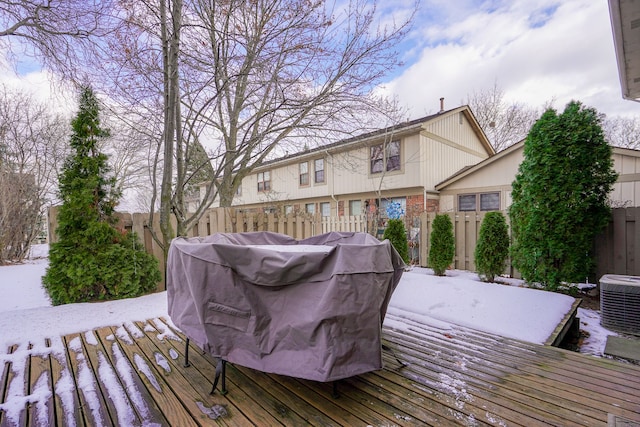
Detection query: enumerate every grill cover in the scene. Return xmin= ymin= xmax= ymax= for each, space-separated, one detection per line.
xmin=167 ymin=231 xmax=404 ymax=382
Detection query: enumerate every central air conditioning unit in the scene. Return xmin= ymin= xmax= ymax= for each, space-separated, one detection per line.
xmin=600 ymin=274 xmax=640 ymax=335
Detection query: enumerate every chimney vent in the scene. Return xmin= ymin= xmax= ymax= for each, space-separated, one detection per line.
xmin=439 ymin=97 xmax=444 ymax=113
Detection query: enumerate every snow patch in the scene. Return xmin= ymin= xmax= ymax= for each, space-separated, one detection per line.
xmin=168 ymin=348 xmax=179 ymax=360
xmin=115 ymin=325 xmax=134 ymax=345
xmin=97 ymin=350 xmax=137 ymax=426
xmin=196 ymin=401 xmax=228 ymax=419
xmin=152 ymin=318 xmax=181 ymax=342
xmin=134 ymin=353 xmax=162 ymax=392
xmin=84 ymin=331 xmax=98 ymax=346
xmin=154 ymin=352 xmax=171 ymax=373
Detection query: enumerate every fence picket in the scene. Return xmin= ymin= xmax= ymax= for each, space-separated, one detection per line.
xmin=47 ymin=206 xmax=637 ymax=289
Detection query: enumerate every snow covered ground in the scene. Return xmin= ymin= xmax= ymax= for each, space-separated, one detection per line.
xmin=0 ymin=244 xmax=619 ymax=423
xmin=0 ymin=244 xmax=615 ymax=355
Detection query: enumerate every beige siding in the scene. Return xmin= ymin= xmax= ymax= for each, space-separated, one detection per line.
xmin=610 ymin=150 xmax=640 ymax=206
xmin=421 ymin=112 xmax=491 ymax=191
xmin=437 ymin=145 xmax=640 ymax=211
xmin=423 ymin=138 xmax=489 ymax=191
xmin=442 ymin=146 xmax=523 ymax=191
xmin=199 ymin=107 xmax=495 ymax=213
xmin=424 ymin=112 xmax=487 ymax=154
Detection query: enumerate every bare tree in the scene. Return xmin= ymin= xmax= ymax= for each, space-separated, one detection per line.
xmin=467 ymin=82 xmax=539 ymax=152
xmin=0 ymin=0 xmax=115 ymax=79
xmin=602 ymin=115 xmax=640 ymax=149
xmin=0 ymin=85 xmax=69 ymax=262
xmin=92 ymin=0 xmax=415 ymax=260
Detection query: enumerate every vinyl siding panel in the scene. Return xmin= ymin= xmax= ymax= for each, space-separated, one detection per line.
xmin=437 ymin=145 xmax=640 ymax=211
xmin=421 ymin=113 xmax=490 ymax=191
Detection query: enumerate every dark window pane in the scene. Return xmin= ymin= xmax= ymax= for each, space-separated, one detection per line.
xmin=315 ymin=169 xmax=324 ymax=183
xmin=386 ymin=141 xmax=400 ymax=171
xmin=459 ymin=194 xmax=476 ymax=211
xmin=370 ymin=144 xmax=384 ymax=174
xmin=480 ymin=192 xmax=500 ymax=211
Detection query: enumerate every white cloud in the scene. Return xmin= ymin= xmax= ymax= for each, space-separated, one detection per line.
xmin=382 ymin=0 xmax=640 ymax=118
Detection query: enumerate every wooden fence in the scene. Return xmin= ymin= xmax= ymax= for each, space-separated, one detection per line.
xmin=594 ymin=207 xmax=640 ymax=280
xmin=48 ymin=207 xmax=368 ymax=290
xmin=48 ymin=206 xmax=638 ymax=290
xmin=419 ymin=211 xmax=517 ymax=277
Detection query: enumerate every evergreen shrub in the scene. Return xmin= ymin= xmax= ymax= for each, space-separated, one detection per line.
xmin=474 ymin=211 xmax=509 ymax=282
xmin=43 ymin=86 xmax=160 ymax=305
xmin=383 ymin=201 xmax=409 ymax=264
xmin=509 ymin=101 xmax=617 ymax=289
xmin=428 ymin=214 xmax=454 ymax=276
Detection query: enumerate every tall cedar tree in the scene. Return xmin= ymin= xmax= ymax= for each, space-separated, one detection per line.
xmin=474 ymin=211 xmax=510 ymax=282
xmin=509 ymin=101 xmax=617 ymax=289
xmin=428 ymin=214 xmax=455 ymax=276
xmin=43 ymin=87 xmax=160 ymax=305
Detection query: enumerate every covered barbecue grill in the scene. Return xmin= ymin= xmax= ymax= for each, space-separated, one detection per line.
xmin=167 ymin=231 xmax=404 ymax=385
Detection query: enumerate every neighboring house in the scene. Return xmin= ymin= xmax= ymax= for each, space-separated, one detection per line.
xmin=435 ymin=140 xmax=640 ymax=212
xmin=201 ymin=105 xmax=494 ymax=225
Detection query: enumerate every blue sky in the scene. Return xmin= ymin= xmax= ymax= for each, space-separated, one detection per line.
xmin=377 ymin=0 xmax=640 ymax=119
xmin=2 ymin=0 xmax=638 ymax=120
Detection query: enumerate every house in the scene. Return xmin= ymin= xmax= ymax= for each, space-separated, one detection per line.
xmin=608 ymin=0 xmax=640 ymax=101
xmin=202 ymin=104 xmax=494 ymax=228
xmin=435 ymin=140 xmax=640 ymax=212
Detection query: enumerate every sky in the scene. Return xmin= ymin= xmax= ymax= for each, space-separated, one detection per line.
xmin=379 ymin=0 xmax=640 ymax=119
xmin=1 ymin=0 xmax=637 ymax=121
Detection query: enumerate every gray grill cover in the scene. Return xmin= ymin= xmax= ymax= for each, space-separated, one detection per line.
xmin=167 ymin=231 xmax=404 ymax=382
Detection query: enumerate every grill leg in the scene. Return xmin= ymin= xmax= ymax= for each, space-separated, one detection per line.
xmin=332 ymin=381 xmax=340 ymax=399
xmin=210 ymin=359 xmax=228 ymax=395
xmin=184 ymin=338 xmax=191 ymax=367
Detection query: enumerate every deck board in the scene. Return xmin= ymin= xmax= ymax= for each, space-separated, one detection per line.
xmin=1 ymin=316 xmax=640 ymax=426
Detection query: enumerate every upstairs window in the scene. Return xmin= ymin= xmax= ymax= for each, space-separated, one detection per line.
xmin=386 ymin=140 xmax=401 ymax=171
xmin=370 ymin=140 xmax=401 ymax=174
xmin=299 ymin=162 xmax=309 ymax=186
xmin=257 ymin=171 xmax=271 ymax=192
xmin=314 ymin=158 xmax=325 ymax=183
xmin=370 ymin=145 xmax=384 ymax=174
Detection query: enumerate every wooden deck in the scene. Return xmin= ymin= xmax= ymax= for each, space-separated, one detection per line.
xmin=2 ymin=315 xmax=640 ymax=426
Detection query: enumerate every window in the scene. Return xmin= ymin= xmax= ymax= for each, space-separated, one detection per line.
xmin=480 ymin=192 xmax=500 ymax=211
xmin=314 ymin=158 xmax=325 ymax=183
xmin=349 ymin=200 xmax=362 ymax=216
xmin=386 ymin=141 xmax=400 ymax=172
xmin=299 ymin=162 xmax=309 ymax=186
xmin=284 ymin=205 xmax=293 ymax=215
xmin=320 ymin=202 xmax=330 ymax=217
xmin=458 ymin=192 xmax=501 ymax=211
xmin=370 ymin=145 xmax=384 ymax=174
xmin=458 ymin=194 xmax=476 ymax=211
xmin=257 ymin=171 xmax=271 ymax=192
xmin=370 ymin=140 xmax=401 ymax=174
xmin=305 ymin=203 xmax=315 ymax=214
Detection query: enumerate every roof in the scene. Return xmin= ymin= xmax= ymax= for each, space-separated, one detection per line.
xmin=435 ymin=141 xmax=640 ymax=190
xmin=608 ymin=0 xmax=640 ymax=101
xmin=258 ymin=105 xmax=494 ymax=168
